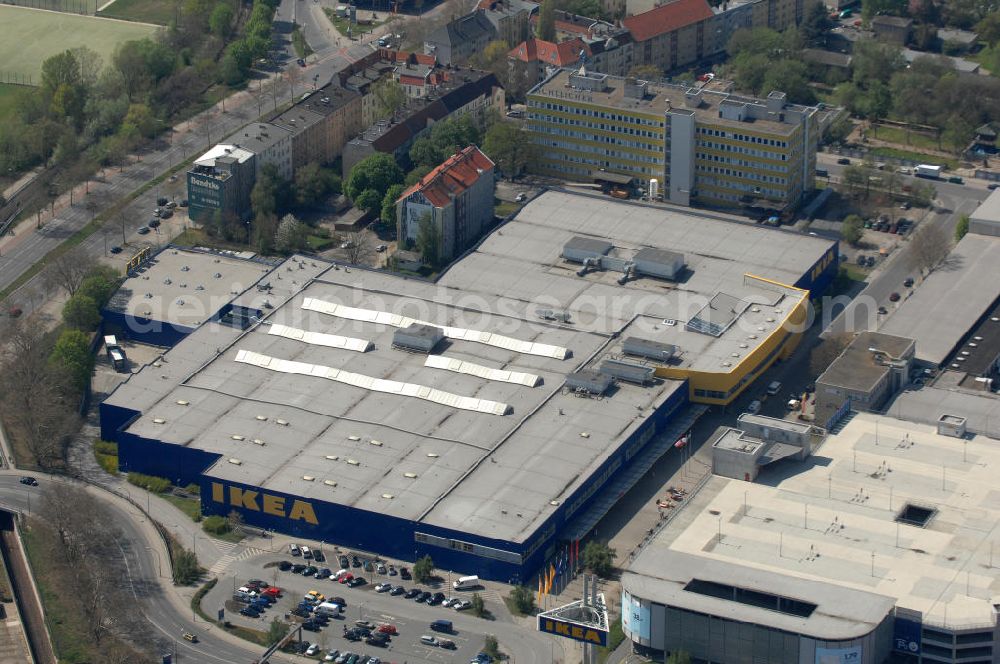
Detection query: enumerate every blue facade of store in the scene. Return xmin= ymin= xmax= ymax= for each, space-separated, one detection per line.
xmin=100 ymin=381 xmax=689 ymax=583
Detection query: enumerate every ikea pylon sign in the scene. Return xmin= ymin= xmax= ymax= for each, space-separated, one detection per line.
xmin=538 ymin=617 xmax=608 ymax=646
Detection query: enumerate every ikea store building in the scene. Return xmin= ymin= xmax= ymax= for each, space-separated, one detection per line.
xmin=100 ymin=190 xmax=837 ymax=582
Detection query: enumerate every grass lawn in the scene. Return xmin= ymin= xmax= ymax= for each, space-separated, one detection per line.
xmin=0 ymin=5 xmax=157 ymax=82
xmin=872 ymin=125 xmax=942 ymax=153
xmin=0 ymin=83 xmax=30 ymax=123
xmin=322 ymin=7 xmax=388 ymax=37
xmin=494 ymin=201 xmax=521 ymax=218
xmin=840 ymin=262 xmax=869 ymax=282
xmin=163 ymin=493 xmax=202 ymax=522
xmin=171 ymin=226 xmax=253 ymax=252
xmin=870 ymin=146 xmax=958 ymax=170
xmin=98 ymin=0 xmax=176 ymax=24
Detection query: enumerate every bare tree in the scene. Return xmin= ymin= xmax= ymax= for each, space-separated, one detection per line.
xmin=809 ymin=332 xmax=854 ymax=376
xmin=909 ymin=223 xmax=951 ymax=274
xmin=0 ymin=321 xmax=80 ymax=468
xmin=344 ymin=228 xmax=375 ymax=265
xmin=43 ymin=245 xmax=98 ymax=296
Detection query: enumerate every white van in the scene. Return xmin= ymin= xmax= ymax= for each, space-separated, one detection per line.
xmin=301 ymin=546 xmax=312 ymax=559
xmin=766 ymin=381 xmax=782 ymax=396
xmin=315 ymin=601 xmax=342 ymax=616
xmin=453 ymin=575 xmax=480 ymax=590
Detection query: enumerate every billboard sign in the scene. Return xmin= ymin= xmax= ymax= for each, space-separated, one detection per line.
xmin=621 ymin=590 xmax=650 ymax=641
xmin=815 ymin=646 xmax=861 ymax=664
xmin=537 ymin=616 xmax=608 ymax=646
xmin=893 ymin=617 xmax=921 ymax=655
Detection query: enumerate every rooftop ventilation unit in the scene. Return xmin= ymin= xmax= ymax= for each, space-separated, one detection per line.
xmin=392 ymin=323 xmax=444 ymax=353
xmin=623 ymin=337 xmax=676 ymax=363
xmin=632 ymin=248 xmax=685 ymax=281
xmin=565 ymin=370 xmax=613 ymax=395
xmin=600 ymin=359 xmax=654 ymax=385
xmin=562 ymin=236 xmax=613 ymax=263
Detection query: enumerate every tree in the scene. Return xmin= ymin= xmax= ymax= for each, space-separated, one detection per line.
xmin=823 ymin=114 xmax=853 ymax=145
xmin=909 ymin=223 xmax=951 ymax=274
xmin=537 ymin=0 xmax=556 ymax=40
xmin=381 ymin=183 xmax=405 ymax=225
xmin=801 ymin=1 xmax=830 ymax=45
xmin=955 ymin=214 xmax=970 ymax=241
xmin=50 ymin=328 xmax=94 ymax=392
xmin=483 ymin=635 xmax=502 ymax=659
xmin=483 ymin=120 xmax=536 ymax=178
xmin=508 ymin=585 xmax=535 ymax=614
xmin=582 ymin=540 xmax=616 ymax=577
xmin=294 ymin=162 xmax=341 ymax=206
xmin=274 ymin=213 xmax=309 ymax=253
xmin=346 ymin=153 xmax=404 ymax=202
xmin=173 ymin=547 xmax=202 ymax=584
xmin=62 ymin=293 xmax=102 ymax=330
xmin=122 ymin=103 xmax=158 ymax=139
xmin=977 ymin=11 xmax=1000 ymax=48
xmin=209 ymin=2 xmax=235 ymax=38
xmin=354 ymin=189 xmax=383 ymax=217
xmin=372 ymin=77 xmax=406 ymax=121
xmin=412 ymin=555 xmax=435 ymax=584
xmin=405 ymin=164 xmax=433 ymax=186
xmin=344 ymin=228 xmax=374 ymax=265
xmin=628 ymin=64 xmax=663 ymax=79
xmin=77 ymin=266 xmax=120 ymax=308
xmin=861 ymin=0 xmax=907 ymax=21
xmin=266 ymin=618 xmax=287 ymax=646
xmin=471 ymin=592 xmax=486 ymax=617
xmin=841 ymin=214 xmax=864 ymax=246
xmin=910 ymin=181 xmax=936 ymax=208
xmin=809 ymin=332 xmax=853 ymax=376
xmin=43 ymin=246 xmax=98 ymax=296
xmin=415 ymin=212 xmax=440 ymax=267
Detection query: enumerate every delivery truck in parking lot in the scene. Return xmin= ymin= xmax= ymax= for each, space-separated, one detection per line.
xmin=915 ymin=164 xmax=942 ymax=179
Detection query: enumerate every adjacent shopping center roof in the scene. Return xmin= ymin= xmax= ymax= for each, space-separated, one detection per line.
xmin=104 ymin=191 xmax=834 ymax=543
xmin=104 ymin=247 xmax=275 ymax=328
xmin=880 ymin=233 xmax=1000 ymax=366
xmin=624 ymin=412 xmax=1000 ymax=636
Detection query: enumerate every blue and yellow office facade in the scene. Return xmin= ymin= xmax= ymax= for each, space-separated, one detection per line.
xmin=99 ymin=376 xmax=689 ymax=583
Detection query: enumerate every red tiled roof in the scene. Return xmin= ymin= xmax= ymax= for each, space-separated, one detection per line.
xmin=400 ymin=74 xmax=426 ymax=85
xmin=623 ymin=0 xmax=714 ymax=42
xmin=508 ymin=38 xmax=587 ymax=65
xmin=398 ymin=146 xmax=495 ymax=208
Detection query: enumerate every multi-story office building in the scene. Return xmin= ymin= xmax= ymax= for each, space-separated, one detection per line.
xmin=526 ymin=68 xmax=825 ymax=211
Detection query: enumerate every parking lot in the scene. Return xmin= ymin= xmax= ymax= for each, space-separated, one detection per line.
xmin=203 ymin=549 xmax=503 ymax=664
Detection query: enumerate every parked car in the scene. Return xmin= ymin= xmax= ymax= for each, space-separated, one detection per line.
xmin=399 ymin=567 xmax=411 ymax=580
xmin=404 ymin=588 xmax=421 ymax=599
xmin=429 ymin=592 xmax=446 ymax=605
xmin=416 ymin=591 xmax=432 ymax=603
xmin=454 ymin=600 xmax=472 ymax=611
xmin=110 ymin=246 xmax=123 ymax=254
xmin=303 ymin=566 xmax=318 ymax=576
xmin=179 ymin=199 xmax=188 ymax=207
xmin=421 ymin=635 xmax=439 ymax=647
xmin=165 ymin=200 xmax=177 ymax=209
xmin=156 ymin=197 xmax=168 ymax=206
xmin=297 ymin=58 xmax=306 ymax=66
xmin=988 ymin=183 xmax=999 ymax=190
xmin=836 ymin=157 xmax=850 ymax=165
xmin=338 ymin=555 xmax=350 ymax=568
xmin=290 ymin=543 xmax=301 ymax=556
xmin=515 ymin=192 xmax=527 ymax=202
xmin=351 ymin=556 xmax=362 ymax=567
xmin=377 ymin=624 xmax=397 ymax=635
xmin=348 ymin=577 xmax=366 ymax=587
xmin=375 ymin=563 xmax=387 ymax=574
xmin=314 ymin=550 xmax=326 ymax=562
xmin=148 ymin=218 xmax=161 ymax=228
xmin=296 ymin=641 xmax=311 ymax=654
xmin=325 ymin=650 xmax=341 ymax=662
xmin=375 ymin=583 xmax=392 ymax=592
xmin=339 ymin=573 xmax=354 ymax=584
xmin=889 ymin=292 xmax=901 ymax=302
xmin=747 ymin=400 xmax=761 ymax=415
xmin=390 ymin=585 xmax=405 ymax=596
xmin=903 ymin=277 xmax=914 ymax=287
xmin=439 ymin=639 xmax=457 ymax=650
xmin=137 ymin=226 xmax=150 ymax=235
xmin=160 ymin=208 xmax=173 ymax=219
xmin=766 ymin=381 xmax=782 ymax=396
xmin=292 ymin=563 xmax=307 ymax=574
xmin=19 ymin=477 xmax=38 ymax=486
xmin=239 ymin=606 xmax=260 ymax=617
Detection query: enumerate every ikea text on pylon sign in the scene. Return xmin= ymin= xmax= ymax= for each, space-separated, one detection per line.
xmin=537 ymin=617 xmax=608 ymax=646
xmin=211 ymin=483 xmax=319 ymax=525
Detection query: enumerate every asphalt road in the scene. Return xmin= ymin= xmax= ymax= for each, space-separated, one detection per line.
xmin=815 ymin=154 xmax=987 ymax=337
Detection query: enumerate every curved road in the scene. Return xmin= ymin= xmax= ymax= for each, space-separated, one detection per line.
xmin=0 ymin=472 xmax=559 ymax=663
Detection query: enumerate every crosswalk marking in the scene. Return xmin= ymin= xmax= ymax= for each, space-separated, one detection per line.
xmin=208 ymin=553 xmax=236 ymax=576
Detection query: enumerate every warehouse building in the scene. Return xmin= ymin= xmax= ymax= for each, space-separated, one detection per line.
xmin=526 ymin=69 xmax=835 ymax=212
xmin=100 ymin=191 xmax=836 ymax=581
xmin=622 ymin=412 xmax=1000 ymax=664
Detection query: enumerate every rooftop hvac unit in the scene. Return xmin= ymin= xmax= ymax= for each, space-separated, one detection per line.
xmin=392 ymin=323 xmax=444 ymax=353
xmin=562 ymin=236 xmax=613 ymax=263
xmin=565 ymin=370 xmax=612 ymax=395
xmin=633 ymin=247 xmax=685 ymax=281
xmin=600 ymin=359 xmax=654 ymax=385
xmin=623 ymin=337 xmax=676 ymax=362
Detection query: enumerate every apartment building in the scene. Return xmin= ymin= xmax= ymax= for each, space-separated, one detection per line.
xmin=233 ymin=122 xmax=294 ymax=181
xmin=424 ymin=11 xmax=497 ymax=64
xmin=624 ymin=0 xmax=715 ymax=71
xmin=526 ymin=69 xmax=823 ymax=211
xmin=270 ymin=83 xmax=362 ymax=170
xmin=477 ymin=0 xmax=535 ymax=46
xmin=396 ymin=146 xmax=496 ymax=263
xmin=509 ymin=20 xmax=634 ymax=86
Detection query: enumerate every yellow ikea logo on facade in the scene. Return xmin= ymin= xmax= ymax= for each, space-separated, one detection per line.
xmin=211 ymin=482 xmax=318 ymax=525
xmin=538 ymin=618 xmax=607 ymax=646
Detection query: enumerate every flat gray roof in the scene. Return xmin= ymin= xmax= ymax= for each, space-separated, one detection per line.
xmin=625 ymin=412 xmax=1000 ymax=635
xmin=105 ymin=247 xmax=275 ymax=328
xmin=887 ymin=385 xmax=1000 ymax=439
xmin=880 ymin=233 xmax=1000 ymax=365
xmin=971 ymin=189 xmax=1000 ymax=226
xmin=818 ymin=331 xmax=914 ymax=392
xmin=105 ymin=191 xmax=836 ymax=544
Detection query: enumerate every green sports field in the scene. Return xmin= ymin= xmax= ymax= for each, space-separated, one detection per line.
xmin=0 ymin=5 xmax=159 ymax=84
